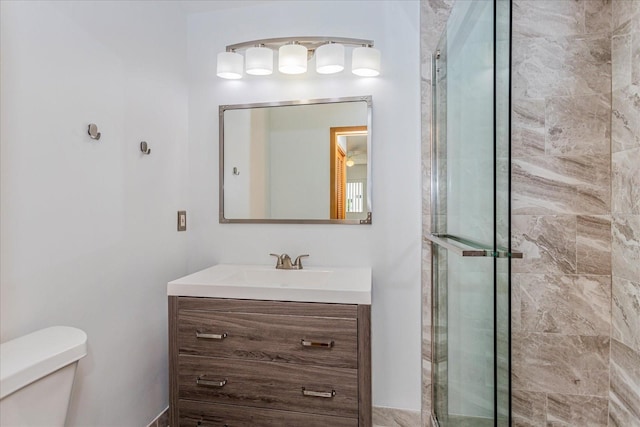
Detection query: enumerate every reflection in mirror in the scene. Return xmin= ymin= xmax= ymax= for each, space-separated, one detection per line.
xmin=220 ymin=96 xmax=372 ymax=224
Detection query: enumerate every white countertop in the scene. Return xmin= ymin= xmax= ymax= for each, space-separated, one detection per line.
xmin=167 ymin=264 xmax=371 ymax=305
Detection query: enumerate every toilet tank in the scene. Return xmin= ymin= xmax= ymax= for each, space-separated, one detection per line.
xmin=0 ymin=326 xmax=88 ymax=426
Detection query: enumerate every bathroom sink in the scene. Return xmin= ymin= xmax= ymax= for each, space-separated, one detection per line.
xmin=225 ymin=268 xmax=331 ymax=288
xmin=167 ymin=264 xmax=371 ymax=304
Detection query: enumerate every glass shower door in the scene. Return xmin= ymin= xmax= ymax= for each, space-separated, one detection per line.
xmin=427 ymin=1 xmax=513 ymax=426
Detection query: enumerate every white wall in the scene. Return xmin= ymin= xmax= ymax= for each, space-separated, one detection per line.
xmin=187 ymin=0 xmax=422 ymax=410
xmin=0 ymin=1 xmax=189 ymax=425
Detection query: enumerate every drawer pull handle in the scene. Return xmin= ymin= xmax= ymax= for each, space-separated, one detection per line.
xmin=301 ymin=387 xmax=336 ymax=398
xmin=196 ymin=376 xmax=227 ymax=388
xmin=196 ymin=420 xmax=228 ymax=427
xmin=196 ymin=418 xmax=229 ymax=427
xmin=196 ymin=331 xmax=228 ymax=340
xmin=301 ymin=339 xmax=334 ymax=348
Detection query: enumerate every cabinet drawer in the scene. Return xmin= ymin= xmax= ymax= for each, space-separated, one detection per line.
xmin=178 ymin=355 xmax=358 ymax=418
xmin=178 ymin=399 xmax=358 ymax=427
xmin=178 ymin=311 xmax=358 ymax=369
xmin=178 ymin=297 xmax=358 ymax=318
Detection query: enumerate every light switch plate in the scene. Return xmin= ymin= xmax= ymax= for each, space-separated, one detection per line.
xmin=177 ymin=210 xmax=187 ymax=231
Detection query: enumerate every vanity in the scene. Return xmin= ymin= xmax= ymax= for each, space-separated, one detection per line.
xmin=167 ymin=264 xmax=372 ymax=426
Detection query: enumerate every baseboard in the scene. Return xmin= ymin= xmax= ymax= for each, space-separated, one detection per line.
xmin=146 ymin=406 xmax=169 ymax=427
xmin=373 ymin=406 xmax=422 ymax=427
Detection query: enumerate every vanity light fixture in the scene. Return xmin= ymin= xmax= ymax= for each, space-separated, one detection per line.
xmin=216 ymin=37 xmax=380 ymax=79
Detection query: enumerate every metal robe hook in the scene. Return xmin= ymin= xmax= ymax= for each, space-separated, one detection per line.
xmin=87 ymin=123 xmax=101 ymax=140
xmin=233 ymin=167 xmax=240 ymax=175
xmin=140 ymin=141 xmax=151 ymax=155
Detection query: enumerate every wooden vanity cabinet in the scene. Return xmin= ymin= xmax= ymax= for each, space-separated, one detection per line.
xmin=169 ymin=297 xmax=371 ymax=426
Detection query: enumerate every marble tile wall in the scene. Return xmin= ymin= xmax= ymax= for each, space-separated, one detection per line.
xmin=511 ymin=1 xmax=614 ymax=425
xmin=610 ymin=1 xmax=640 ymax=426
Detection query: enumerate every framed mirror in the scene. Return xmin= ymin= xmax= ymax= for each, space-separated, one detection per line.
xmin=219 ymin=96 xmax=372 ymax=224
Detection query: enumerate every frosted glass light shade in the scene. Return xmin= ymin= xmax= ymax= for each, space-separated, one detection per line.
xmin=217 ymin=51 xmax=243 ymax=79
xmin=278 ymin=44 xmax=308 ymax=74
xmin=245 ymin=46 xmax=273 ymax=75
xmin=316 ymin=43 xmax=345 ymax=74
xmin=346 ymin=158 xmax=355 ymax=167
xmin=352 ymin=46 xmax=381 ymax=77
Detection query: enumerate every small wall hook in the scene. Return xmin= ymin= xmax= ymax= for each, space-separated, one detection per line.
xmin=232 ymin=167 xmax=240 ymax=175
xmin=87 ymin=123 xmax=101 ymax=140
xmin=140 ymin=141 xmax=151 ymax=155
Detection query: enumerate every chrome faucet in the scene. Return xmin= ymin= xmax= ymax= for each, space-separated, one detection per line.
xmin=270 ymin=253 xmax=309 ymax=270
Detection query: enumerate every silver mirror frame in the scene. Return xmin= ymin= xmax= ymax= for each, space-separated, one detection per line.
xmin=219 ymin=95 xmax=373 ymax=224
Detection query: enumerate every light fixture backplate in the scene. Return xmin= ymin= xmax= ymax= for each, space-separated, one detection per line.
xmin=226 ymin=36 xmax=374 ymax=60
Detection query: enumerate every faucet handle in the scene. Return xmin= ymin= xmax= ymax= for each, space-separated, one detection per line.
xmin=293 ymin=254 xmax=309 ymax=269
xmin=269 ymin=253 xmax=283 ymax=267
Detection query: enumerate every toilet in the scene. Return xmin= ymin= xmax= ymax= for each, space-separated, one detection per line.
xmin=0 ymin=326 xmax=87 ymax=426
